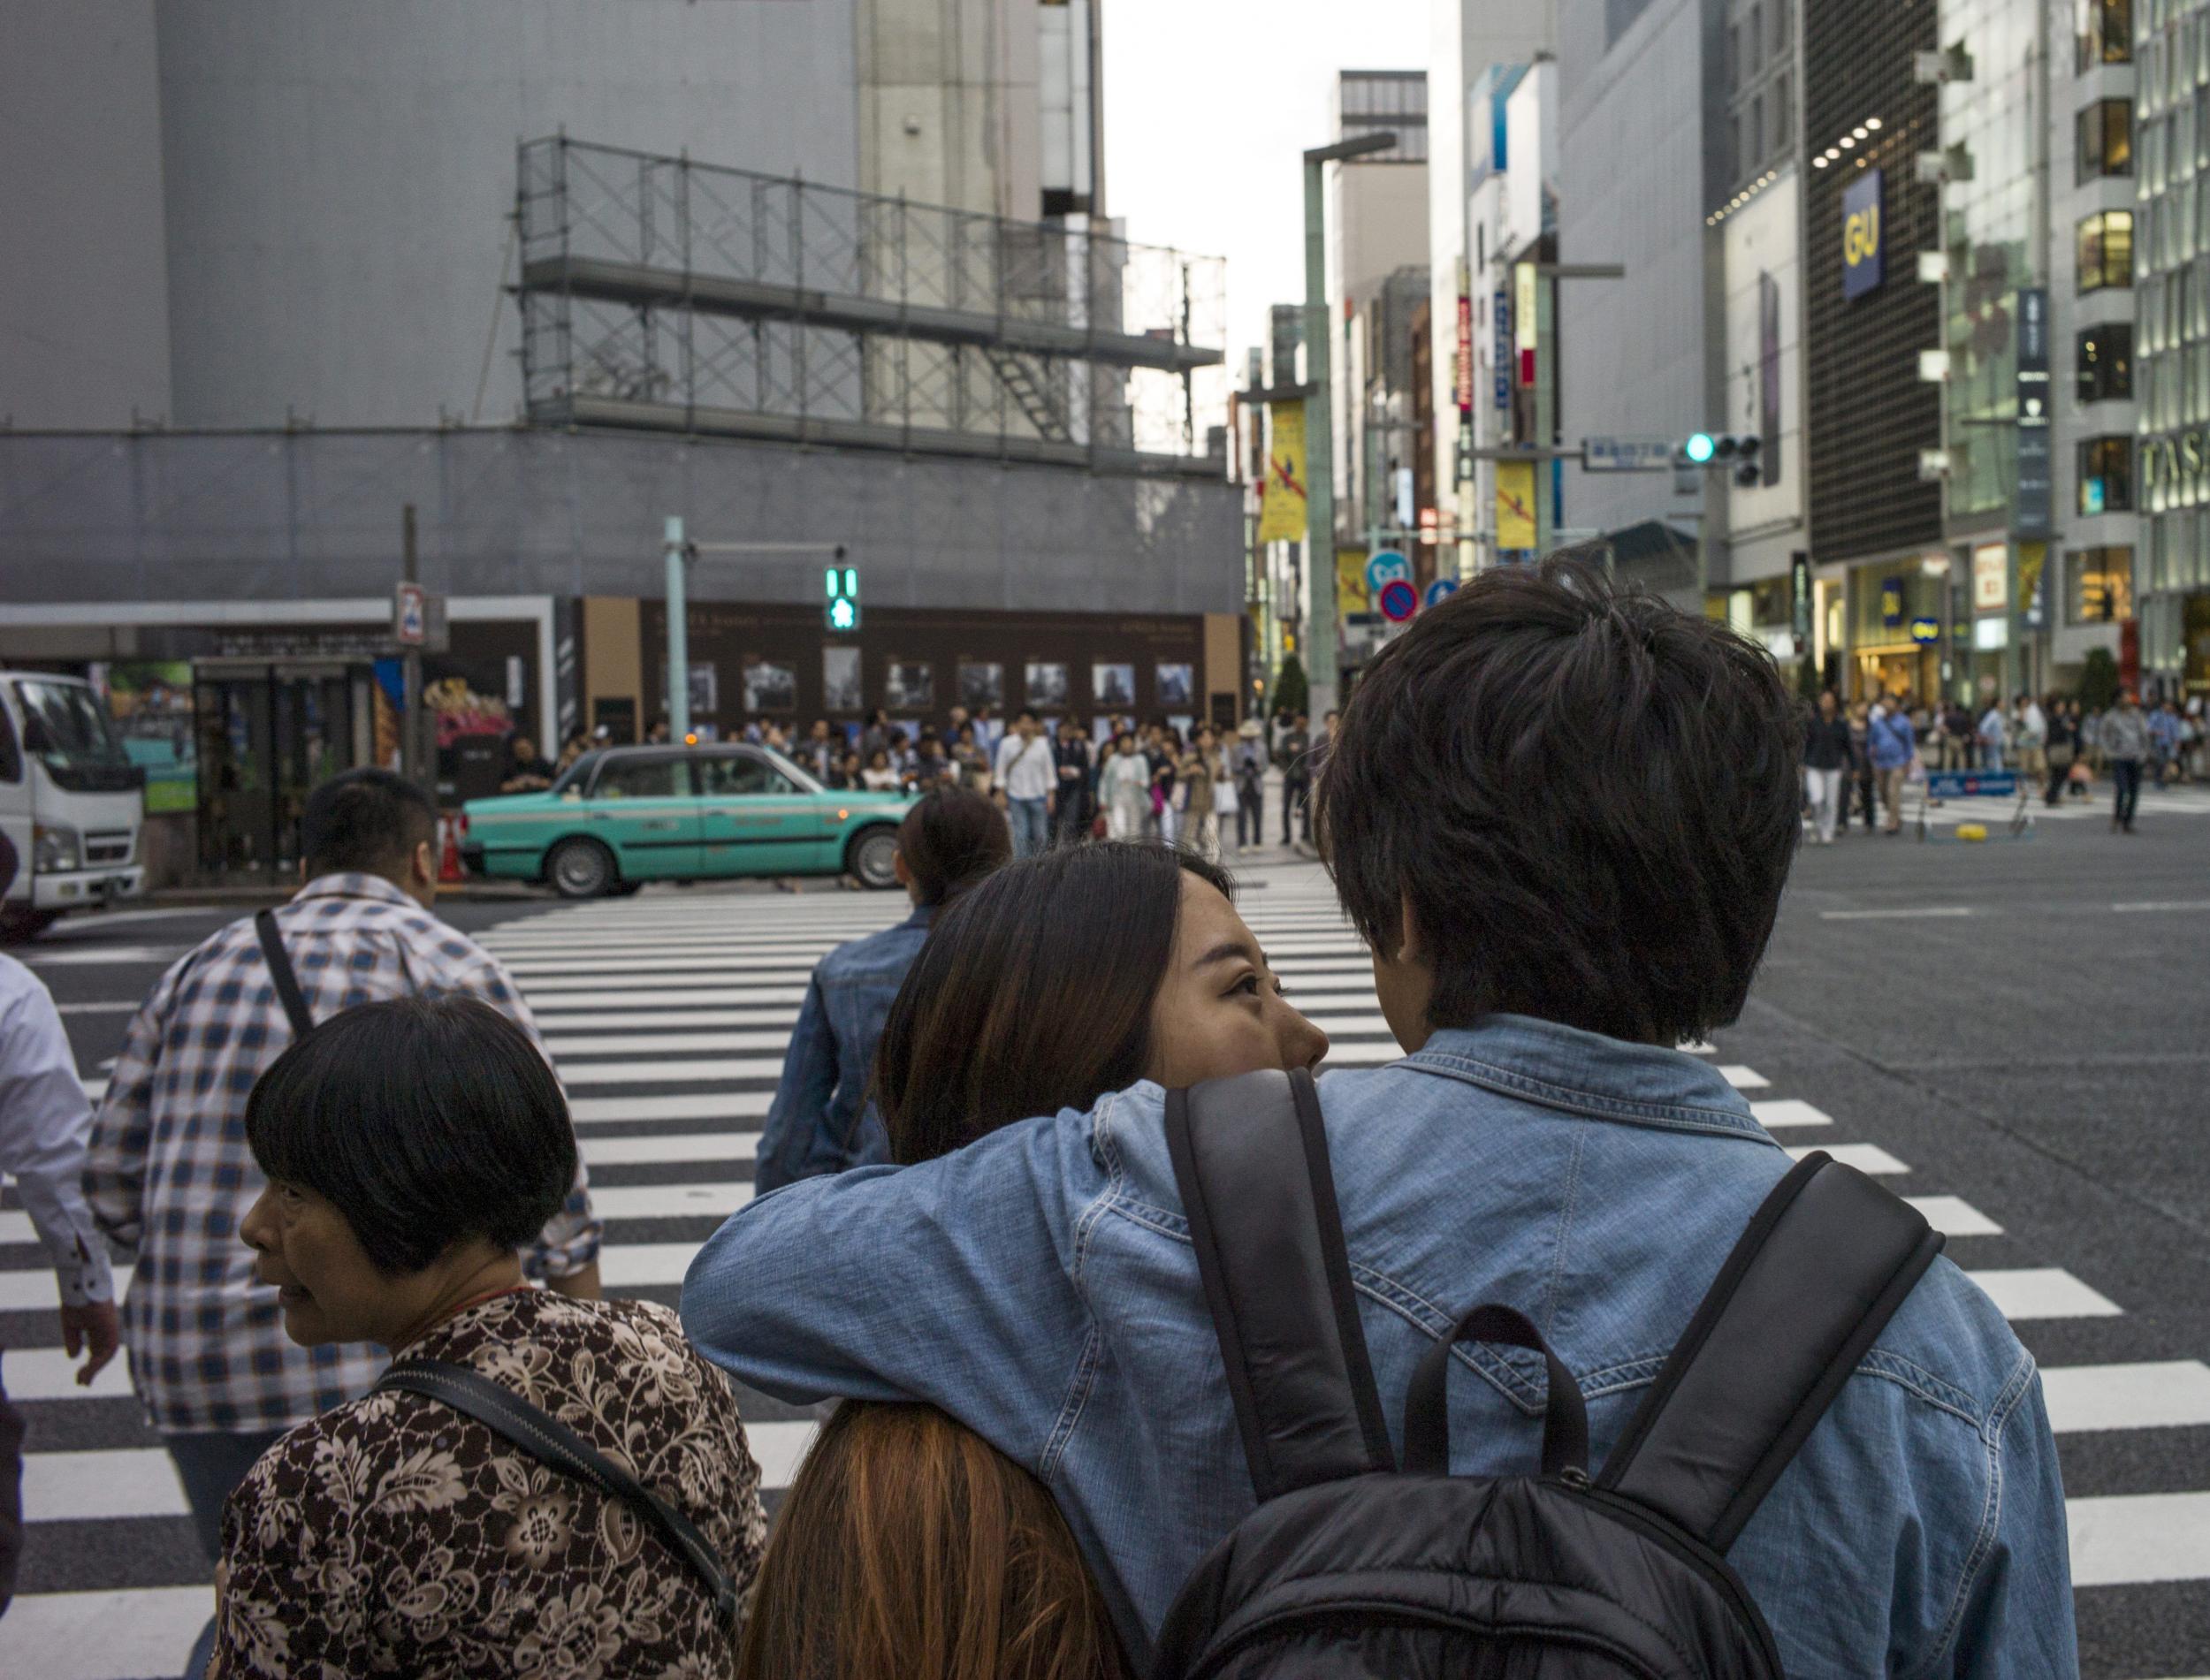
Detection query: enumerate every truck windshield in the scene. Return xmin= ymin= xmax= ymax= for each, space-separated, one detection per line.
xmin=13 ymin=679 xmax=142 ymax=794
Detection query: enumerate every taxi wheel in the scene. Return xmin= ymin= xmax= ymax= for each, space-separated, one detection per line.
xmin=547 ymin=838 xmax=617 ymax=900
xmin=846 ymin=826 xmax=900 ymax=890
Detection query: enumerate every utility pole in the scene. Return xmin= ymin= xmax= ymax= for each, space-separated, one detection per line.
xmin=1302 ymin=131 xmax=1396 ymax=722
xmin=664 ymin=514 xmax=690 ymax=741
xmin=400 ymin=505 xmax=428 ymax=794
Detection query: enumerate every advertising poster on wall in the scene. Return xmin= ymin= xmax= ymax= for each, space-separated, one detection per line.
xmin=1025 ymin=662 xmax=1070 ymax=707
xmin=885 ymin=661 xmax=935 ymax=711
xmin=1092 ymin=663 xmax=1135 ymax=709
xmin=1156 ymin=663 xmax=1194 ymax=709
xmin=958 ymin=661 xmax=1004 ymax=708
xmin=742 ymin=660 xmax=795 ymax=712
xmin=100 ymin=663 xmax=197 ymax=813
xmin=822 ymin=646 xmax=864 ymax=711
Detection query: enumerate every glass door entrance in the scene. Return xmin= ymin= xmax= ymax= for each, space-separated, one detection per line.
xmin=194 ymin=664 xmax=361 ymax=878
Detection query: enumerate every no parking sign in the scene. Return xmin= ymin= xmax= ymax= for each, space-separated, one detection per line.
xmin=1377 ymin=579 xmax=1420 ymax=622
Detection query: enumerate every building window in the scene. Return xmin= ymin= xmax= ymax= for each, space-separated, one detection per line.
xmin=2077 ymin=100 xmax=2136 ymax=182
xmin=1774 ymin=72 xmax=1792 ymax=146
xmin=2078 ymin=437 xmax=2136 ymax=513
xmin=1730 ymin=24 xmax=1741 ymax=89
xmin=1751 ymin=95 xmax=1764 ymax=168
xmin=2077 ymin=0 xmax=2132 ymax=71
xmin=2065 ymin=546 xmax=2135 ymax=622
xmin=1772 ymin=0 xmax=1788 ymax=54
xmin=2077 ymin=210 xmax=2135 ymax=291
xmin=2077 ymin=323 xmax=2135 ymax=401
xmin=1748 ymin=4 xmax=1763 ymax=72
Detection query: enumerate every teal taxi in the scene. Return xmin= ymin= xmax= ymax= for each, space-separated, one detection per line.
xmin=461 ymin=744 xmax=913 ymax=898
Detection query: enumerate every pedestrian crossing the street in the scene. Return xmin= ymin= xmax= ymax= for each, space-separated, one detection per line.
xmin=4 ymin=862 xmax=2206 ymax=1676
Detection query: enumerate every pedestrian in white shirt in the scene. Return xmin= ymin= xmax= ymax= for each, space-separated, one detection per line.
xmin=994 ymin=709 xmax=1057 ymax=860
xmin=1 ymin=949 xmax=121 ymax=1613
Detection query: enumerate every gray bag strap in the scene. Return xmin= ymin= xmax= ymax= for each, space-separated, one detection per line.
xmin=1164 ymin=1067 xmax=1394 ymax=1503
xmin=374 ymin=1357 xmax=740 ymax=1629
xmin=1597 ymin=1151 xmax=1944 ymax=1552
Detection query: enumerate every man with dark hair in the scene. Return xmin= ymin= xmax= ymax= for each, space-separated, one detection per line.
xmin=87 ymin=766 xmax=601 ymax=1676
xmin=756 ymin=788 xmax=1010 ymax=1191
xmin=1274 ymin=711 xmax=1312 ymax=844
xmin=685 ymin=558 xmax=2073 ymax=1676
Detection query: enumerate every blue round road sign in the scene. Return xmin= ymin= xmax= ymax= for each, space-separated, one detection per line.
xmin=1424 ymin=577 xmax=1459 ymax=609
xmin=1377 ymin=578 xmax=1420 ymax=622
xmin=1366 ymin=550 xmax=1412 ymax=593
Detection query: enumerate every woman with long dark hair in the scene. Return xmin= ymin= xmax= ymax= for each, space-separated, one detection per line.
xmin=728 ymin=843 xmax=1327 ymax=1680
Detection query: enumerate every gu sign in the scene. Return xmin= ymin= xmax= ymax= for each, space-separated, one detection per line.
xmin=1842 ymin=169 xmax=1884 ymax=301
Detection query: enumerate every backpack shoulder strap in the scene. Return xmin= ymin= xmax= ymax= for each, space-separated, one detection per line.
xmin=375 ymin=1357 xmax=740 ymax=1629
xmin=253 ymin=908 xmax=316 ymax=1040
xmin=1596 ymin=1150 xmax=1944 ymax=1553
xmin=1164 ymin=1066 xmax=1394 ymax=1503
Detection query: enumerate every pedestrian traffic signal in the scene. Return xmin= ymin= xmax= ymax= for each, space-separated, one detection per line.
xmin=825 ymin=564 xmax=859 ymax=633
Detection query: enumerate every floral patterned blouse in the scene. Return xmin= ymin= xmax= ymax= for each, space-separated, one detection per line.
xmin=210 ymin=1290 xmax=767 ymax=1679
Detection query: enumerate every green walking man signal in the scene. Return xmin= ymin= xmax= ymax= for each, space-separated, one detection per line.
xmin=826 ymin=563 xmax=859 ymax=633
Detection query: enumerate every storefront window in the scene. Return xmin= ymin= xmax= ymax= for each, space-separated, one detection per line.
xmin=2079 ymin=436 xmax=2137 ymax=512
xmin=2077 ymin=100 xmax=2135 ymax=182
xmin=2077 ymin=322 xmax=2135 ymax=400
xmin=2077 ymin=0 xmax=2132 ymax=70
xmin=2078 ymin=210 xmax=2136 ymax=291
xmin=2065 ymin=546 xmax=2135 ymax=623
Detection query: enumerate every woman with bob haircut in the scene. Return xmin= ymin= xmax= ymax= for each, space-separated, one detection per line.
xmin=211 ymin=996 xmax=766 ymax=1679
xmin=729 ymin=842 xmax=1328 ymax=1679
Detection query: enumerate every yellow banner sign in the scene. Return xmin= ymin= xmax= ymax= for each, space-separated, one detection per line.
xmin=1496 ymin=460 xmax=1537 ymax=551
xmin=1337 ymin=548 xmax=1371 ymax=612
xmin=1257 ymin=401 xmax=1309 ymax=544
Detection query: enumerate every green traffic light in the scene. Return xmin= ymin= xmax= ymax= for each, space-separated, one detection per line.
xmin=1685 ymin=432 xmax=1717 ymax=464
xmin=828 ymin=598 xmax=857 ymax=632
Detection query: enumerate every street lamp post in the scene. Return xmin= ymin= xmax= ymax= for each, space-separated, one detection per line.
xmin=664 ymin=515 xmax=690 ymax=741
xmin=1302 ymin=131 xmax=1397 ymax=723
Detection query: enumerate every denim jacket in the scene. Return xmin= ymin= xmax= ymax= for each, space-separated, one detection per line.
xmin=685 ymin=1015 xmax=2076 ymax=1676
xmin=752 ymin=904 xmax=934 ymax=1194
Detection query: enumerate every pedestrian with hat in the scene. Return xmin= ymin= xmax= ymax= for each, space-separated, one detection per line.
xmin=1231 ymin=720 xmax=1268 ymax=851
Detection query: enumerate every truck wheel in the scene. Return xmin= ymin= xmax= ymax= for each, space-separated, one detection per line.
xmin=845 ymin=826 xmax=900 ymax=890
xmin=547 ymin=838 xmax=617 ymax=900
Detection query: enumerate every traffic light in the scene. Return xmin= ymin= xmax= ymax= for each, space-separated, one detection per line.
xmin=825 ymin=561 xmax=859 ymax=633
xmin=1682 ymin=433 xmax=1764 ymax=486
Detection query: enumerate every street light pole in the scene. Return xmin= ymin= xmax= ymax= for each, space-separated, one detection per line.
xmin=664 ymin=514 xmax=690 ymax=741
xmin=1302 ymin=131 xmax=1396 ymax=723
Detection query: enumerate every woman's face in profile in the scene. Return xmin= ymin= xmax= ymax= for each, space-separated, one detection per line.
xmin=1147 ymin=873 xmax=1330 ymax=1088
xmin=239 ymin=1177 xmax=399 ymax=1349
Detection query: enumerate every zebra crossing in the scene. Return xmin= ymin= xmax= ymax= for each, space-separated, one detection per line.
xmin=3 ymin=861 xmax=2206 ymax=1676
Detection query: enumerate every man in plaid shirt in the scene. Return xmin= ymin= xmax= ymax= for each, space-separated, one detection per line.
xmin=84 ymin=768 xmax=601 ymax=1600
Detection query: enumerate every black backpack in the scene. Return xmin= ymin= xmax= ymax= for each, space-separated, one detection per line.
xmin=1149 ymin=1068 xmax=1943 ymax=1680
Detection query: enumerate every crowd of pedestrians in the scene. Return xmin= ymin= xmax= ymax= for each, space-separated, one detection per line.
xmin=723 ymin=702 xmax=1337 ymax=868
xmin=0 ymin=559 xmax=2086 ymax=1676
xmin=1802 ymin=683 xmax=2200 ymax=837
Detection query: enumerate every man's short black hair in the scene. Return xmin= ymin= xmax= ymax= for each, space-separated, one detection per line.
xmin=1318 ymin=551 xmax=1801 ymax=1045
xmin=244 ymin=996 xmax=575 ymax=1275
xmin=300 ymin=768 xmax=437 ymax=878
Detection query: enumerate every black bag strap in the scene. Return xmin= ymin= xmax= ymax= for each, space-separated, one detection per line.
xmin=1597 ymin=1151 xmax=1944 ymax=1553
xmin=1164 ymin=1067 xmax=1394 ymax=1503
xmin=1402 ymin=1301 xmax=1588 ymax=1480
xmin=374 ymin=1357 xmax=740 ymax=1630
xmin=253 ymin=908 xmax=316 ymax=1040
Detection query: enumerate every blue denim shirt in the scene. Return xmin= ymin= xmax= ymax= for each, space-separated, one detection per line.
xmin=1870 ymin=708 xmax=1918 ymax=770
xmin=752 ymin=904 xmax=934 ymax=1194
xmin=686 ymin=1015 xmax=2077 ymax=1676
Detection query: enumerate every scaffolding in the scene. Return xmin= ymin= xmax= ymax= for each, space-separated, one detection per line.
xmin=516 ymin=136 xmax=1228 ymax=477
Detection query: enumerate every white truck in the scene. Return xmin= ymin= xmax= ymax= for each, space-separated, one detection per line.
xmin=0 ymin=671 xmax=148 ymax=939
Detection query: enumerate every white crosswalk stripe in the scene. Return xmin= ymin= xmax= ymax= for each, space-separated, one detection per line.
xmin=5 ymin=855 xmax=2205 ymax=1678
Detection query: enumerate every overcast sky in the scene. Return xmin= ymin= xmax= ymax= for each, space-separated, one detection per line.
xmin=1100 ymin=0 xmax=1431 ymax=368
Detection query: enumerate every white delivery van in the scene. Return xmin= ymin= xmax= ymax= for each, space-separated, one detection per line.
xmin=0 ymin=671 xmax=147 ymax=939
